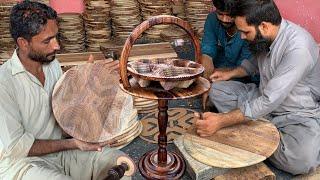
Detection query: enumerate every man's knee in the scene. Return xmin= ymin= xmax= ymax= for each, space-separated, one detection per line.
xmin=269 ymin=145 xmax=318 ymax=175
xmin=209 ymin=81 xmax=235 ymax=103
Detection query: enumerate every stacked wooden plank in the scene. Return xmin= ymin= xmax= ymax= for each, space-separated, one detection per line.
xmin=138 ymin=0 xmax=172 ymax=41
xmin=185 ymin=0 xmax=213 ymax=38
xmin=36 ymin=0 xmax=50 ymax=5
xmin=171 ymin=0 xmax=186 ymax=20
xmin=83 ymin=0 xmax=112 ymax=52
xmin=0 ymin=3 xmax=15 ymax=64
xmin=58 ymin=13 xmax=86 ymax=53
xmin=111 ymin=0 xmax=141 ymax=43
xmin=160 ymin=25 xmax=188 ymax=42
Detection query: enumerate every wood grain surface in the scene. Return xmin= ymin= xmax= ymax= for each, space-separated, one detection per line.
xmin=184 ymin=120 xmax=280 ymax=168
xmin=52 ymin=60 xmax=138 ymax=143
xmin=119 ymin=77 xmax=210 ymax=100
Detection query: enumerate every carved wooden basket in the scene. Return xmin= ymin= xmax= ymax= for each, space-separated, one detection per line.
xmin=119 ymin=15 xmax=203 ymax=91
xmin=127 ymin=58 xmax=204 ymax=90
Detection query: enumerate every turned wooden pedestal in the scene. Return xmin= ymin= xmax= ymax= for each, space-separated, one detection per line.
xmin=120 ymin=78 xmax=210 ymax=179
xmin=119 ymin=15 xmax=210 ymax=179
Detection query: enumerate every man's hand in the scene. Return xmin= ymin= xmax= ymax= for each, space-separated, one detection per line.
xmin=201 ymin=54 xmax=214 ymax=80
xmin=210 ymin=68 xmax=233 ymax=82
xmin=194 ymin=109 xmax=246 ymax=137
xmin=87 ymin=54 xmax=94 ymax=63
xmin=72 ymin=138 xmax=104 ymax=152
xmin=194 ymin=112 xmax=224 ymax=137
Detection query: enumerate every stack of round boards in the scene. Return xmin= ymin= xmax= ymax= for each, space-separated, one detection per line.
xmin=83 ymin=0 xmax=112 ymax=52
xmin=0 ymin=4 xmax=15 ymax=61
xmin=36 ymin=0 xmax=50 ymax=5
xmin=138 ymin=0 xmax=172 ymax=41
xmin=171 ymin=0 xmax=186 ymax=20
xmin=58 ymin=13 xmax=85 ymax=53
xmin=111 ymin=0 xmax=142 ymax=43
xmin=133 ymin=97 xmax=158 ymax=114
xmin=183 ymin=120 xmax=280 ymax=168
xmin=160 ymin=25 xmax=188 ymax=42
xmin=52 ymin=60 xmax=141 ymax=147
xmin=185 ymin=0 xmax=213 ymax=38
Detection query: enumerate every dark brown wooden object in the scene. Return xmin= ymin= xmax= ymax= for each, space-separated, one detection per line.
xmin=119 ymin=15 xmax=210 ymax=179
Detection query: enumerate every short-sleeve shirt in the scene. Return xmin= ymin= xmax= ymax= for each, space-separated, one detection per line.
xmin=0 ymin=50 xmax=63 ymax=179
xmin=201 ymin=12 xmax=252 ymax=68
xmin=240 ymin=19 xmax=320 ymax=120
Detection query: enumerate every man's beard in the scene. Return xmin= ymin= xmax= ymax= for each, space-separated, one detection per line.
xmin=218 ymin=19 xmax=235 ymax=29
xmin=248 ymin=27 xmax=273 ymax=56
xmin=28 ymin=48 xmax=56 ymax=64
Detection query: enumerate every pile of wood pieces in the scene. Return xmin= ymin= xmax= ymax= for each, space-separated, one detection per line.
xmin=0 ymin=3 xmax=15 ymax=64
xmin=160 ymin=25 xmax=188 ymax=42
xmin=58 ymin=13 xmax=86 ymax=53
xmin=37 ymin=0 xmax=49 ymax=5
xmin=185 ymin=0 xmax=213 ymax=38
xmin=138 ymin=0 xmax=172 ymax=41
xmin=83 ymin=0 xmax=112 ymax=52
xmin=110 ymin=0 xmax=142 ymax=43
xmin=171 ymin=0 xmax=186 ymax=20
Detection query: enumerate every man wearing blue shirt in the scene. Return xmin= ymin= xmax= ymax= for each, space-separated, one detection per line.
xmin=201 ymin=0 xmax=253 ymax=82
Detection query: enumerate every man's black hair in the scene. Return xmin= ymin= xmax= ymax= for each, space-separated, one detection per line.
xmin=10 ymin=0 xmax=57 ymax=43
xmin=230 ymin=0 xmax=282 ymax=26
xmin=212 ymin=0 xmax=237 ymax=13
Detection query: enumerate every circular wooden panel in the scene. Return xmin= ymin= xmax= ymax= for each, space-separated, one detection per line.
xmin=52 ymin=60 xmax=137 ymax=143
xmin=184 ymin=120 xmax=280 ymax=168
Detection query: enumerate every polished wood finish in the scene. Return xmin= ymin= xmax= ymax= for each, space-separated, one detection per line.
xmin=139 ymin=99 xmax=186 ymax=179
xmin=184 ymin=120 xmax=280 ymax=168
xmin=52 ymin=60 xmax=138 ymax=143
xmin=119 ymin=15 xmax=201 ymax=89
xmin=119 ymin=77 xmax=210 ymax=100
xmin=119 ymin=15 xmax=208 ymax=179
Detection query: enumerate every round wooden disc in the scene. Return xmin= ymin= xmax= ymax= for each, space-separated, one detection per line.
xmin=183 ymin=120 xmax=280 ymax=168
xmin=116 ymin=155 xmax=137 ymax=176
xmin=52 ymin=61 xmax=137 ymax=143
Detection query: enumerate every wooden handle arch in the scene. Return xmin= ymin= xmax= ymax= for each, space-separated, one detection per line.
xmin=119 ymin=15 xmax=201 ymax=89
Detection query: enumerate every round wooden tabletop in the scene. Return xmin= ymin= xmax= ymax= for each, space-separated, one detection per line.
xmin=184 ymin=120 xmax=280 ymax=168
xmin=119 ymin=77 xmax=210 ymax=100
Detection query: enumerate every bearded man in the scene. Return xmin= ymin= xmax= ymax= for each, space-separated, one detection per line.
xmin=201 ymin=0 xmax=258 ymax=84
xmin=0 ymin=1 xmax=129 ymax=180
xmin=196 ymin=0 xmax=320 ymax=175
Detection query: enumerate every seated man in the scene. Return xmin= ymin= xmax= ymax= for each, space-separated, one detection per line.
xmin=0 ymin=1 xmax=129 ymax=180
xmin=201 ymin=0 xmax=257 ymax=83
xmin=196 ymin=0 xmax=320 ymax=175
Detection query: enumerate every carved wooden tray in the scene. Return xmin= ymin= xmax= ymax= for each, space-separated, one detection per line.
xmin=127 ymin=58 xmax=204 ymax=90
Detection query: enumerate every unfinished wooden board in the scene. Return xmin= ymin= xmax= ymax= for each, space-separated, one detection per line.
xmin=174 ymin=136 xmax=275 ymax=180
xmin=184 ymin=120 xmax=280 ymax=168
xmin=52 ymin=60 xmax=138 ymax=143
